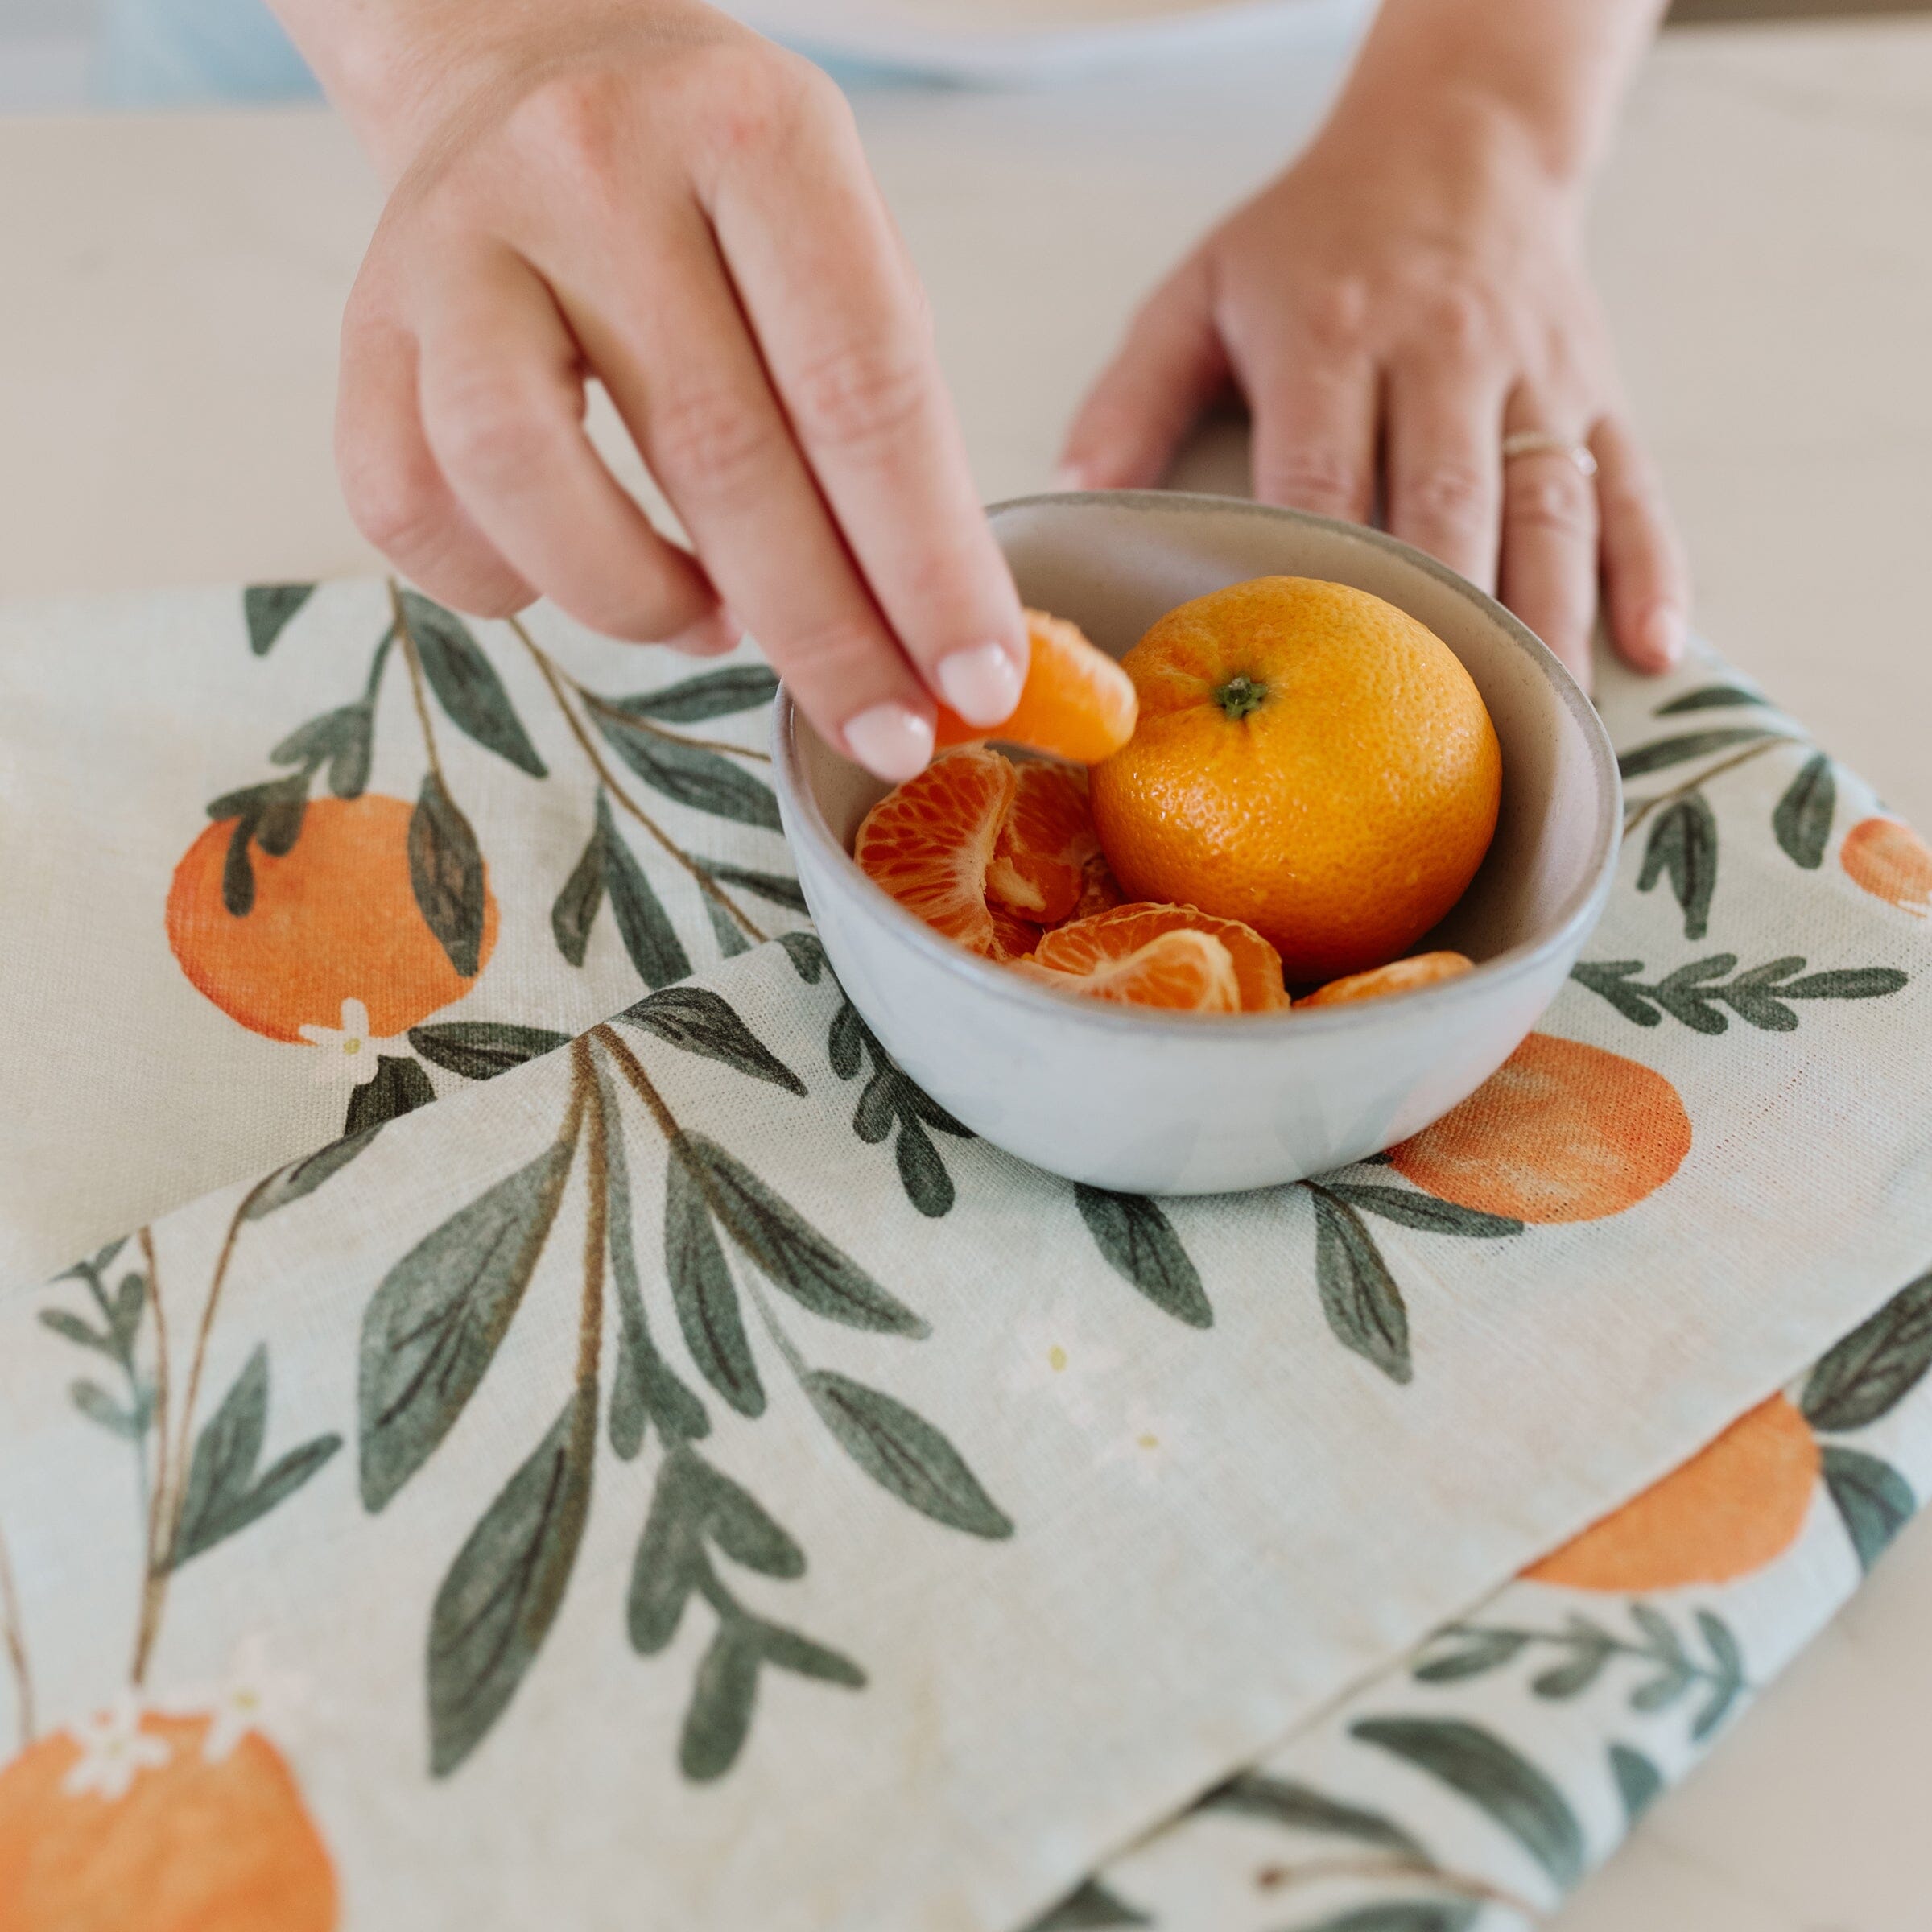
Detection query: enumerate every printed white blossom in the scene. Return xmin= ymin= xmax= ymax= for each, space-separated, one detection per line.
xmin=298 ymin=997 xmax=383 ymax=1086
xmin=1005 ymin=1303 xmax=1121 ymax=1420
xmin=1096 ymin=1406 xmax=1191 ymax=1488
xmin=61 ymin=1694 xmax=171 ymax=1801
xmin=161 ymin=1633 xmax=309 ymax=1761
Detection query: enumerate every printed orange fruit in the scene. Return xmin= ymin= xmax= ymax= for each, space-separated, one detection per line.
xmin=1015 ymin=928 xmax=1242 ymax=1013
xmin=1030 ymin=902 xmax=1290 ymax=1014
xmin=1842 ymin=815 xmax=1932 ymax=914
xmin=1389 ymin=1032 xmax=1690 ymax=1224
xmin=0 ymin=1714 xmax=337 ymax=1932
xmin=1088 ymin=577 xmax=1501 ymax=981
xmin=986 ymin=760 xmax=1102 ymax=926
xmin=934 ymin=610 xmax=1137 ymax=766
xmin=1524 ymin=1394 xmax=1818 ymax=1591
xmin=1301 ymin=952 xmax=1474 ymax=1007
xmin=855 ymin=745 xmax=1017 ymax=956
xmin=167 ymin=793 xmax=497 ymax=1042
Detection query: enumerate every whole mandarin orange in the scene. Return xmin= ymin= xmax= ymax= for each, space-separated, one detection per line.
xmin=1088 ymin=577 xmax=1501 ymax=981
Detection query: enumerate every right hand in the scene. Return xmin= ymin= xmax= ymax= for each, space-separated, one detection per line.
xmin=330 ymin=0 xmax=1026 ymax=780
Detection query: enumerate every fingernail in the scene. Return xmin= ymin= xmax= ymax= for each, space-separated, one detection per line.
xmin=1053 ymin=462 xmax=1092 ymax=493
xmin=670 ymin=606 xmax=741 ymax=657
xmin=935 ymin=640 xmax=1024 ymax=727
xmin=1641 ymin=605 xmax=1684 ymax=668
xmin=843 ymin=702 xmax=935 ymax=782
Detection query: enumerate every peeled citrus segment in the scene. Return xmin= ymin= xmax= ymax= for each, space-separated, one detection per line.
xmin=1071 ymin=852 xmax=1125 ymax=919
xmin=986 ymin=759 xmax=1100 ymax=924
xmin=1035 ymin=902 xmax=1290 ymax=1014
xmin=1014 ymin=928 xmax=1241 ymax=1013
xmin=1300 ymin=950 xmax=1474 ymax=1007
xmin=855 ymin=745 xmax=1017 ymax=955
xmin=986 ymin=902 xmax=1044 ymax=962
xmin=933 ymin=609 xmax=1137 ymax=766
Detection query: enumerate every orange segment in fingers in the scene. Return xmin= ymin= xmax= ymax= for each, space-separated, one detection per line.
xmin=986 ymin=760 xmax=1100 ymax=924
xmin=1035 ymin=902 xmax=1291 ymax=1014
xmin=1016 ymin=928 xmax=1242 ymax=1013
xmin=1301 ymin=951 xmax=1474 ymax=1007
xmin=934 ymin=610 xmax=1137 ymax=766
xmin=855 ymin=745 xmax=1016 ymax=956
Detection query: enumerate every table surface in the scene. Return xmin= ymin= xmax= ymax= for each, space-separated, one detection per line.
xmin=3 ymin=18 xmax=1930 ymax=1929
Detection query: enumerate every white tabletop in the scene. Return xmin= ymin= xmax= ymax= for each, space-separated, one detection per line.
xmin=2 ymin=17 xmax=1930 ymax=1926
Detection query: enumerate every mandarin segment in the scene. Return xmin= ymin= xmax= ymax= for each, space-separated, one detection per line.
xmin=0 ymin=1715 xmax=337 ymax=1932
xmin=1523 ymin=1394 xmax=1819 ymax=1591
xmin=933 ymin=609 xmax=1137 ymax=766
xmin=1071 ymin=852 xmax=1125 ymax=919
xmin=986 ymin=902 xmax=1044 ymax=963
xmin=1389 ymin=1032 xmax=1690 ymax=1224
xmin=1301 ymin=952 xmax=1474 ymax=1007
xmin=1841 ymin=815 xmax=1932 ymax=914
xmin=986 ymin=759 xmax=1101 ymax=924
xmin=1015 ymin=928 xmax=1242 ymax=1013
xmin=1088 ymin=576 xmax=1501 ymax=981
xmin=1035 ymin=902 xmax=1290 ymax=1014
xmin=166 ymin=793 xmax=497 ymax=1042
xmin=853 ymin=745 xmax=1017 ymax=956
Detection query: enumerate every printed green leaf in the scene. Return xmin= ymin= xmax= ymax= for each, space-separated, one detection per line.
xmin=1608 ymin=1742 xmax=1663 ymax=1826
xmin=679 ymin=1622 xmax=762 ymax=1781
xmin=1311 ymin=1187 xmax=1411 ymax=1385
xmin=427 ymin=1389 xmax=592 ymax=1775
xmin=1351 ymin=1715 xmax=1585 ymax=1890
xmin=1617 ymin=726 xmax=1777 ymax=779
xmin=704 ymin=894 xmax=753 ymax=959
xmin=628 ymin=1451 xmax=709 ymax=1655
xmin=683 ymin=1136 xmax=927 ymax=1335
xmin=38 ymin=1308 xmax=117 ymax=1356
xmin=699 ymin=862 xmax=807 ymax=913
xmin=345 ymin=1054 xmax=436 ymax=1136
xmin=594 ymin=711 xmax=782 ymax=829
xmin=894 ymin=1116 xmax=955 ymax=1219
xmin=601 ymin=801 xmax=692 ymax=989
xmin=399 ymin=590 xmax=547 ymax=776
xmin=1783 ymin=967 xmax=1909 ymax=1001
xmin=359 ymin=1138 xmax=574 ymax=1511
xmin=409 ymin=772 xmax=488 ymax=977
xmin=1571 ymin=960 xmax=1663 ymax=1027
xmin=828 ymin=1000 xmax=866 ymax=1080
xmin=1531 ymin=1645 xmax=1612 ymax=1701
xmin=779 ymin=931 xmax=826 ymax=983
xmin=1653 ymin=684 xmax=1770 ymax=716
xmin=173 ymin=1346 xmax=341 ymax=1566
xmin=1773 ymin=752 xmax=1835 ymax=870
xmin=1074 ymin=1187 xmax=1212 ymax=1327
xmin=1296 ymin=1909 xmax=1477 ymax=1932
xmin=1821 ymin=1443 xmax=1915 ymax=1573
xmin=1023 ymin=1880 xmax=1153 ymax=1930
xmin=1637 ymin=792 xmax=1718 ymax=941
xmin=611 ymin=665 xmax=779 ymax=723
xmin=1199 ymin=1772 xmax=1430 ymax=1858
xmin=244 ymin=1126 xmax=382 ymax=1220
xmin=853 ymin=1069 xmax=898 ymax=1144
xmin=700 ymin=1463 xmax=805 ymax=1579
xmin=618 ymin=987 xmax=806 ymax=1095
xmin=803 ymin=1370 xmax=1013 ymax=1538
xmin=1690 ymin=1610 xmax=1747 ymax=1741
xmin=408 ymin=1022 xmax=571 ymax=1081
xmin=665 ymin=1146 xmax=764 ymax=1418
xmin=551 ymin=818 xmax=607 ymax=968
xmin=244 ymin=582 xmax=315 ymax=655
xmin=753 ymin=1623 xmax=865 ymax=1686
xmin=1414 ymin=1628 xmax=1530 ymax=1682
xmin=1801 ymin=1269 xmax=1932 ymax=1430
xmin=71 ymin=1377 xmax=145 ymax=1439
xmin=1322 ymin=1183 xmax=1522 ymax=1240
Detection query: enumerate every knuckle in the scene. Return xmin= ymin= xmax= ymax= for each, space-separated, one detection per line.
xmin=1508 ymin=467 xmax=1596 ymax=539
xmin=1424 ymin=287 xmax=1492 ymax=357
xmin=506 ymin=71 xmax=626 ymax=194
xmin=789 ymin=341 xmax=930 ymax=459
xmin=427 ymin=365 xmax=555 ymax=494
xmin=1298 ymin=277 xmax=1369 ymax=352
xmin=339 ymin=446 xmax=443 ymax=562
xmin=683 ymin=42 xmax=824 ymax=163
xmin=1256 ymin=448 xmax=1365 ymax=515
xmin=1401 ymin=459 xmax=1493 ymax=531
xmin=649 ymin=384 xmax=783 ymax=502
xmin=766 ymin=615 xmax=894 ymax=694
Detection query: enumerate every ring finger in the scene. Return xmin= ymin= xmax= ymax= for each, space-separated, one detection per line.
xmin=1497 ymin=386 xmax=1602 ymax=687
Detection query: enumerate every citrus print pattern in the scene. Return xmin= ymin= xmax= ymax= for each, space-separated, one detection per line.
xmin=1841 ymin=815 xmax=1932 ymax=915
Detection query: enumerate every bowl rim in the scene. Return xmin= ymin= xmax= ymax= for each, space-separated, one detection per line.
xmin=772 ymin=489 xmax=1623 ymax=1038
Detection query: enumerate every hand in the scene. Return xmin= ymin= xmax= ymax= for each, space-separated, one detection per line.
xmin=325 ymin=0 xmax=1026 ymax=780
xmin=1059 ymin=107 xmax=1688 ymax=687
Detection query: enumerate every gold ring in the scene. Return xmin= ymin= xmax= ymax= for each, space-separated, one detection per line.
xmin=1501 ymin=431 xmax=1599 ymax=478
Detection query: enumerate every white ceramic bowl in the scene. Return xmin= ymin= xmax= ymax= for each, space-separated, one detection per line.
xmin=773 ymin=492 xmax=1620 ymax=1194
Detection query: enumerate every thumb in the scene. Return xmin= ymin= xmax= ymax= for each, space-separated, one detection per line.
xmin=1058 ymin=257 xmax=1228 ymax=491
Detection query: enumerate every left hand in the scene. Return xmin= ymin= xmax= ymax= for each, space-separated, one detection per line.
xmin=1058 ymin=109 xmax=1688 ymax=688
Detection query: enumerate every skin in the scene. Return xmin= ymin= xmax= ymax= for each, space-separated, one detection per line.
xmin=270 ymin=0 xmax=1685 ymax=782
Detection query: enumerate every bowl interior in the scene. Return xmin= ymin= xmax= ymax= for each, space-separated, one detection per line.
xmin=789 ymin=491 xmax=1618 ymax=981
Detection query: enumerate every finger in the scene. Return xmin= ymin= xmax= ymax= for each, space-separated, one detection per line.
xmin=1385 ymin=355 xmax=1509 ymax=592
xmin=1496 ymin=392 xmax=1601 ymax=685
xmin=1240 ymin=308 xmax=1378 ymax=525
xmin=550 ymin=208 xmax=939 ymax=782
xmin=336 ymin=291 xmax=535 ymax=616
xmin=1058 ymin=255 xmax=1229 ymax=490
xmin=411 ymin=243 xmax=727 ymax=651
xmin=700 ymin=68 xmax=1030 ymax=730
xmin=1594 ymin=413 xmax=1690 ymax=674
